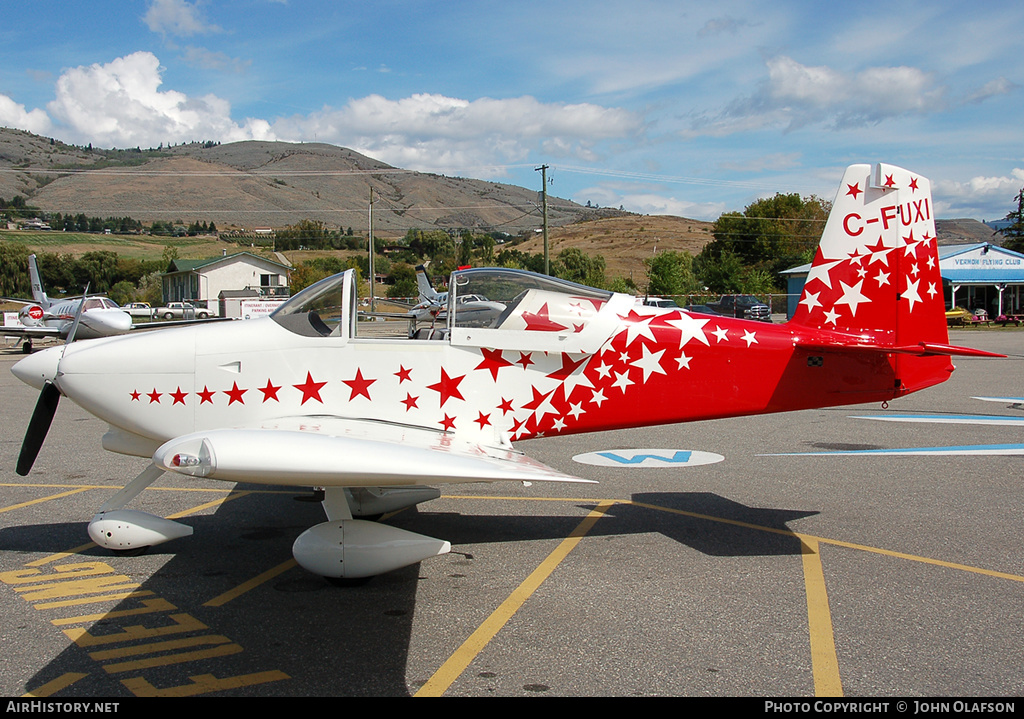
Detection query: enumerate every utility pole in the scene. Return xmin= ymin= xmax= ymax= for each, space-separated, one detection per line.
xmin=536 ymin=164 xmax=549 ymax=275
xmin=368 ymin=187 xmax=375 ymax=311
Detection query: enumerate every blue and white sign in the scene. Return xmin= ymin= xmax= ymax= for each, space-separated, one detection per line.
xmin=573 ymin=449 xmax=724 ymax=468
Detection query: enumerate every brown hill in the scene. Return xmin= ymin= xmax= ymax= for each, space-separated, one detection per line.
xmin=514 ymin=214 xmax=714 ymax=282
xmin=1 ymin=128 xmax=612 ymax=235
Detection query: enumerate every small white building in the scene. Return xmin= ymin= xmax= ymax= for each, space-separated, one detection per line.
xmin=162 ymin=252 xmax=291 ymax=311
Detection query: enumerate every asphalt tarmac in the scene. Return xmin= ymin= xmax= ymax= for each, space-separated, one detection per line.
xmin=1 ymin=330 xmax=1022 ymax=698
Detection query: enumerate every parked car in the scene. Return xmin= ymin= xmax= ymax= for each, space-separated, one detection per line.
xmin=124 ymin=302 xmax=154 ymax=319
xmin=156 ymin=302 xmax=210 ymax=320
xmin=683 ymin=304 xmax=722 ymax=316
xmin=704 ymin=295 xmax=771 ymax=322
xmin=638 ymin=296 xmax=680 ymax=309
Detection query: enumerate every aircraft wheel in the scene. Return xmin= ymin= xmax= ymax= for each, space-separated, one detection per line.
xmin=22 ymin=341 xmax=32 ymax=354
xmin=111 ymin=546 xmax=149 ymax=557
xmin=325 ymin=575 xmax=373 ymax=588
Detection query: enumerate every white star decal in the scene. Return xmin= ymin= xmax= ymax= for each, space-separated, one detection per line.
xmin=666 ymin=313 xmax=710 ymax=349
xmin=824 ymin=308 xmax=840 ymax=325
xmin=834 ymin=279 xmax=871 ymax=317
xmin=711 ymin=326 xmax=729 ymax=343
xmin=741 ymin=330 xmax=758 ymax=347
xmin=611 ymin=370 xmax=634 ymax=394
xmin=676 ymin=353 xmax=692 ymax=370
xmin=590 ymin=388 xmax=607 ymax=407
xmin=630 ymin=344 xmax=667 ymax=382
xmin=873 ymin=270 xmax=891 ymax=287
xmin=800 ymin=290 xmax=822 ymax=312
xmin=926 ymin=282 xmax=938 ymax=299
xmin=568 ymin=402 xmax=585 ymax=420
xmin=594 ymin=361 xmax=613 ymax=379
xmin=903 ymin=277 xmax=923 ymax=312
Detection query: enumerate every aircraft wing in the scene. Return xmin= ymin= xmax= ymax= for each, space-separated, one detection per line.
xmin=151 ymin=416 xmax=593 ymax=487
xmin=0 ymin=325 xmax=60 ymax=338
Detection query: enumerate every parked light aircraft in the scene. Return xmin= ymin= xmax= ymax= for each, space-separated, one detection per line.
xmin=410 ymin=263 xmax=504 ymax=327
xmin=11 ymin=164 xmax=1003 ymax=582
xmin=1 ymin=254 xmax=133 ymax=352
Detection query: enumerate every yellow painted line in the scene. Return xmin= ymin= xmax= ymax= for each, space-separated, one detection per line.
xmin=415 ymin=500 xmax=615 ymax=697
xmin=801 ymin=539 xmax=843 ymax=697
xmin=166 ymin=490 xmax=253 ymax=519
xmin=204 ymin=559 xmax=298 ymax=607
xmin=22 ymin=672 xmax=88 ymax=697
xmin=0 ymin=487 xmax=93 ymax=514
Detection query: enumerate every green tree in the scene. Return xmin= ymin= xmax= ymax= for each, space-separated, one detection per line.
xmin=644 ymin=250 xmax=698 ymax=296
xmin=556 ymin=247 xmax=606 ymax=288
xmin=996 ymin=188 xmax=1024 ymax=254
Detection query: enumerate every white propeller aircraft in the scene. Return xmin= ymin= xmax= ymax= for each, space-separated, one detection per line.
xmin=410 ymin=263 xmax=504 ymax=327
xmin=1 ymin=254 xmax=133 ymax=352
xmin=10 ymin=164 xmax=1002 ymax=583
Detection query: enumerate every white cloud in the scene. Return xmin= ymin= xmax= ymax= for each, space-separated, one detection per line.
xmin=935 ymin=169 xmax=1024 ymax=219
xmin=690 ymin=55 xmax=950 ymax=136
xmin=270 ymin=93 xmax=642 ymax=175
xmin=0 ymin=94 xmax=51 ymax=135
xmin=143 ymin=0 xmax=221 ymax=37
xmin=46 ymin=52 xmax=272 ymax=147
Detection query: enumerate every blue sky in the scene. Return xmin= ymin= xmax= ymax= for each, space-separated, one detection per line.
xmin=1 ymin=0 xmax=1022 ymax=222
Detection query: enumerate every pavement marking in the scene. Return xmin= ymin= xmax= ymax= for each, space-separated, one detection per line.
xmin=801 ymin=539 xmax=843 ymax=697
xmin=204 ymin=559 xmax=298 ymax=608
xmin=23 ymin=673 xmax=88 ymax=697
xmin=1 ymin=487 xmax=93 ymax=514
xmin=415 ymin=500 xmax=615 ymax=697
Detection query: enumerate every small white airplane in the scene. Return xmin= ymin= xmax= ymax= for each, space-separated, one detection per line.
xmin=1 ymin=254 xmax=132 ymax=352
xmin=11 ymin=163 xmax=1003 ymax=584
xmin=410 ymin=263 xmax=504 ymax=327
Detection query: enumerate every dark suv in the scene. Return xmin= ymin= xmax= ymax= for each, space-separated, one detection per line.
xmin=707 ymin=295 xmax=771 ymax=322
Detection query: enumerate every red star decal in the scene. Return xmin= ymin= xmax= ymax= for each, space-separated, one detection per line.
xmin=294 ymin=372 xmax=327 ymax=405
xmin=343 ymin=369 xmax=376 ymax=401
xmin=521 ymin=302 xmax=567 ymax=332
xmin=427 ymin=368 xmax=465 ymax=407
xmin=498 ymin=397 xmax=514 ymax=415
xmin=475 ymin=347 xmax=512 ymax=381
xmin=394 ymin=365 xmax=412 ymax=383
xmin=170 ymin=387 xmax=188 ymax=406
xmin=515 ymin=352 xmax=534 ymax=370
xmin=909 ymin=177 xmax=919 ymax=192
xmin=224 ymin=382 xmax=247 ymax=405
xmin=522 ymin=385 xmax=554 ymax=411
xmin=439 ymin=414 xmax=457 ymax=431
xmin=846 ymin=182 xmax=862 ymax=199
xmin=147 ymin=389 xmax=162 ymax=404
xmin=197 ymin=386 xmax=215 ymax=404
xmin=474 ymin=412 xmax=491 ymax=429
xmin=259 ymin=379 xmax=281 ymax=403
xmin=130 ymin=390 xmax=140 ymax=401
xmin=401 ymin=393 xmax=419 ymax=412
xmin=547 ymin=353 xmax=589 ymax=381
xmin=884 ymin=174 xmax=896 ymax=188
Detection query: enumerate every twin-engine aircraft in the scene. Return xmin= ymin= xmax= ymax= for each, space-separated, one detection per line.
xmin=1 ymin=254 xmax=133 ymax=352
xmin=11 ymin=163 xmax=1001 ymax=582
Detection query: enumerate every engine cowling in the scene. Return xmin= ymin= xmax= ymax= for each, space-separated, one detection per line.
xmin=18 ymin=305 xmax=45 ymax=327
xmin=292 ymin=520 xmax=450 ymax=578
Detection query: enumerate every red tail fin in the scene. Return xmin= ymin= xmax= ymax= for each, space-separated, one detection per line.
xmin=789 ymin=164 xmax=955 ymax=393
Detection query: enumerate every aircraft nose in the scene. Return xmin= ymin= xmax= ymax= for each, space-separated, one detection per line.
xmin=96 ymin=310 xmax=133 ymax=333
xmin=11 ymin=346 xmax=62 ymax=390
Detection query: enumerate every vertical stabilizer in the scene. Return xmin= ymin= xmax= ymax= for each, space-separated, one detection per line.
xmin=790 ymin=164 xmax=951 ymax=393
xmin=415 ymin=264 xmax=443 ymax=305
xmin=27 ymin=254 xmax=50 ymax=310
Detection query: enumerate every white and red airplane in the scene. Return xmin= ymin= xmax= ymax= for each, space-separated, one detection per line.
xmin=1 ymin=254 xmax=133 ymax=352
xmin=11 ymin=163 xmax=1001 ymax=582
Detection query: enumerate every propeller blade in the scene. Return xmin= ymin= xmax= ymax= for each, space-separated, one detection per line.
xmin=64 ymin=282 xmax=90 ymax=348
xmin=16 ymin=381 xmax=61 ymax=476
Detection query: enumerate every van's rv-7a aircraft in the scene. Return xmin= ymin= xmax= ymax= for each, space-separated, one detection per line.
xmin=1 ymin=254 xmax=133 ymax=352
xmin=11 ymin=164 xmax=1002 ymax=582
